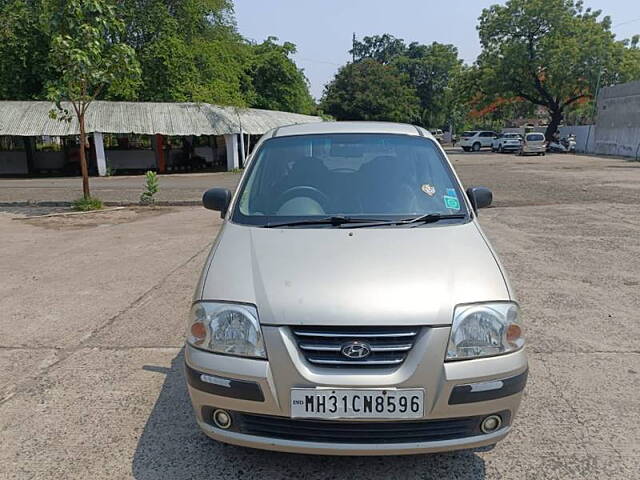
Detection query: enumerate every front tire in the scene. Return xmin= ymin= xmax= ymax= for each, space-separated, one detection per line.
xmin=472 ymin=142 xmax=481 ymax=152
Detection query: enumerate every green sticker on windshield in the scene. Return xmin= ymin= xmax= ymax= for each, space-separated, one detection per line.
xmin=444 ymin=195 xmax=460 ymax=210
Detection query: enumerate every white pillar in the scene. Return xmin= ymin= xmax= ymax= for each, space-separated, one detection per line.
xmin=224 ymin=133 xmax=239 ymax=170
xmin=94 ymin=132 xmax=107 ymax=176
xmin=239 ymin=130 xmax=246 ymax=167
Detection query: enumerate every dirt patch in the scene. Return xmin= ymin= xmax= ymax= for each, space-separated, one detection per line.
xmin=17 ymin=206 xmax=173 ymax=230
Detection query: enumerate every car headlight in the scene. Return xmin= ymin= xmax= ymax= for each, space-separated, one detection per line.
xmin=187 ymin=302 xmax=266 ymax=359
xmin=446 ymin=302 xmax=523 ymax=360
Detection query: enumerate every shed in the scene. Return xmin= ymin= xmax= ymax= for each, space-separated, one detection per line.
xmin=0 ymin=101 xmax=322 ymax=175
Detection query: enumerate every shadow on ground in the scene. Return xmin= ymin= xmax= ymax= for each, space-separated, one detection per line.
xmin=132 ymin=351 xmax=486 ymax=480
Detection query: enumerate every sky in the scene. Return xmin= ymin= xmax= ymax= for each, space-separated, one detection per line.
xmin=234 ymin=0 xmax=640 ymax=99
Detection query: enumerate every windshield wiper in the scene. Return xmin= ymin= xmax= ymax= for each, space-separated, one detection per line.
xmin=263 ymin=216 xmax=390 ymax=228
xmin=345 ymin=213 xmax=467 ymax=229
xmin=401 ymin=213 xmax=467 ymax=225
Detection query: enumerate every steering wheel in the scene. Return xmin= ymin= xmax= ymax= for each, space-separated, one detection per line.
xmin=275 ymin=186 xmax=330 ymax=211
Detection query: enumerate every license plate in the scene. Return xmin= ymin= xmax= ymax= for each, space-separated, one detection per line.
xmin=290 ymin=388 xmax=424 ymax=419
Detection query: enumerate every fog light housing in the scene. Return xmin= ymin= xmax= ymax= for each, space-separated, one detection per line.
xmin=212 ymin=409 xmax=232 ymax=429
xmin=480 ymin=414 xmax=502 ymax=433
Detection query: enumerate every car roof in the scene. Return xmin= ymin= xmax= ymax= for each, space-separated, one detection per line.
xmin=270 ymin=121 xmax=434 ymax=139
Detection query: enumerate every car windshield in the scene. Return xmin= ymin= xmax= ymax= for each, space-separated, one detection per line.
xmin=461 ymin=131 xmax=476 ymax=137
xmin=504 ymin=133 xmax=520 ymax=139
xmin=233 ymin=133 xmax=468 ymax=227
xmin=526 ymin=133 xmax=545 ymax=141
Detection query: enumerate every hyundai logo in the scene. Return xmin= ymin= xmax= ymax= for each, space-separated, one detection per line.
xmin=341 ymin=341 xmax=372 ymax=359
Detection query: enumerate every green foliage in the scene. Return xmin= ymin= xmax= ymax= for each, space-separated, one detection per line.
xmin=44 ymin=0 xmax=142 ymax=107
xmin=395 ymin=42 xmax=464 ymax=128
xmin=345 ymin=34 xmax=464 ymax=128
xmin=72 ymin=196 xmax=104 ymax=211
xmin=0 ymin=0 xmax=49 ymax=99
xmin=125 ymin=0 xmax=251 ymax=105
xmin=140 ymin=170 xmax=159 ymax=204
xmin=472 ymin=0 xmax=640 ymax=138
xmin=0 ymin=0 xmax=315 ymax=114
xmin=245 ymin=37 xmax=315 ymax=114
xmin=321 ymin=59 xmax=420 ymax=123
xmin=351 ymin=33 xmax=407 ymax=65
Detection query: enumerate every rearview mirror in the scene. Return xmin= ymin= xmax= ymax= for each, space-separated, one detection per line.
xmin=466 ymin=186 xmax=493 ymax=213
xmin=202 ymin=188 xmax=232 ymax=218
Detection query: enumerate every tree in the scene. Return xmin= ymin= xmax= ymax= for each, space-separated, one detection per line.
xmin=474 ymin=0 xmax=640 ymax=140
xmin=349 ymin=34 xmax=463 ymax=128
xmin=0 ymin=0 xmax=315 ymax=115
xmin=395 ymin=42 xmax=464 ymax=128
xmin=321 ymin=59 xmax=419 ymax=123
xmin=0 ymin=1 xmax=50 ymax=99
xmin=45 ymin=0 xmax=141 ymax=199
xmin=118 ymin=0 xmax=251 ymax=106
xmin=245 ymin=37 xmax=314 ymax=114
xmin=351 ymin=33 xmax=407 ymax=64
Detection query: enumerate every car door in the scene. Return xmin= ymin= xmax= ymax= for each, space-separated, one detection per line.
xmin=479 ymin=132 xmax=494 ymax=148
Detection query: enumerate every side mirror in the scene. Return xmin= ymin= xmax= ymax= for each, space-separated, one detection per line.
xmin=466 ymin=186 xmax=493 ymax=213
xmin=202 ymin=188 xmax=232 ymax=218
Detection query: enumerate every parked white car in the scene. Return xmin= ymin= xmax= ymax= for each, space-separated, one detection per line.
xmin=459 ymin=131 xmax=497 ymax=152
xmin=491 ymin=133 xmax=522 ymax=153
xmin=429 ymin=129 xmax=444 ymax=143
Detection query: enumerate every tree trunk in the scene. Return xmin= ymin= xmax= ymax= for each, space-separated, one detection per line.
xmin=78 ymin=113 xmax=90 ymax=199
xmin=545 ymin=108 xmax=564 ymax=142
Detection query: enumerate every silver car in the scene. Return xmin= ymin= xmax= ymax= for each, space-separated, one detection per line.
xmin=519 ymin=132 xmax=546 ymax=156
xmin=186 ymin=122 xmax=527 ymax=455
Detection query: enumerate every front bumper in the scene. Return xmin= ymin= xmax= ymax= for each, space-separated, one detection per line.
xmin=195 ymin=417 xmax=512 ymax=455
xmin=185 ymin=326 xmax=527 ymax=455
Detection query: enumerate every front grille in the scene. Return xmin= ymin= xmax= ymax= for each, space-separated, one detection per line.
xmin=291 ymin=326 xmax=420 ymax=368
xmin=234 ymin=413 xmax=484 ymax=444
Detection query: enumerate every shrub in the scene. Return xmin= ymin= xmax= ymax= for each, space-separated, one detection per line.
xmin=72 ymin=196 xmax=104 ymax=211
xmin=140 ymin=170 xmax=159 ymax=204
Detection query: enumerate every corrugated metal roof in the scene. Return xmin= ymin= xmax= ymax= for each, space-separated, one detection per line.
xmin=0 ymin=101 xmax=322 ymax=136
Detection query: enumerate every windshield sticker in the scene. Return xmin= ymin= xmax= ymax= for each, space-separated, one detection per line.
xmin=444 ymin=195 xmax=461 ymax=210
xmin=421 ymin=184 xmax=436 ymax=196
xmin=446 ymin=188 xmax=457 ymax=197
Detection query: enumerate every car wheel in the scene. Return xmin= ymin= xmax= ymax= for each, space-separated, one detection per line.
xmin=472 ymin=142 xmax=481 ymax=152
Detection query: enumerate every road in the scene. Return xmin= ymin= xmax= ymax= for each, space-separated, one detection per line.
xmin=1 ymin=150 xmax=639 ymax=479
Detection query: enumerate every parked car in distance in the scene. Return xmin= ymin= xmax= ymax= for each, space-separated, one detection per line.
xmin=491 ymin=133 xmax=522 ymax=153
xmin=519 ymin=132 xmax=546 ymax=156
xmin=459 ymin=130 xmax=498 ymax=152
xmin=429 ymin=129 xmax=444 ymax=143
xmin=187 ymin=121 xmax=528 ymax=456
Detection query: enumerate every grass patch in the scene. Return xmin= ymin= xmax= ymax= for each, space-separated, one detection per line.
xmin=72 ymin=196 xmax=104 ymax=211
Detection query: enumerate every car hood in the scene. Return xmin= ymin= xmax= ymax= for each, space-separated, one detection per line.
xmin=200 ymin=221 xmax=510 ymax=326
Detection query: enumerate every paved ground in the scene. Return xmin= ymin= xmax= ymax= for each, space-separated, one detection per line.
xmin=1 ymin=150 xmax=639 ymax=479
